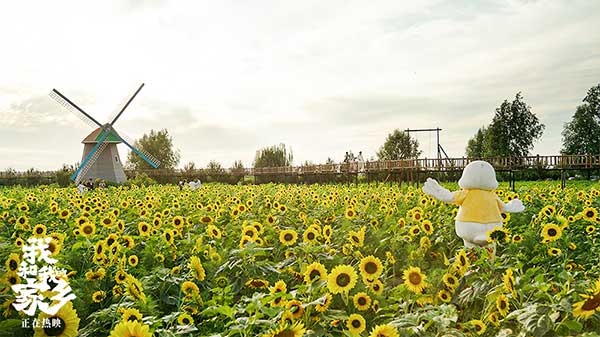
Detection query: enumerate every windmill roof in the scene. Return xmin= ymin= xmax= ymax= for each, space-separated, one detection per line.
xmin=82 ymin=127 xmax=122 ymax=144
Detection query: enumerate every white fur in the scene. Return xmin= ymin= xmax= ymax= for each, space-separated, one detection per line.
xmin=502 ymin=199 xmax=525 ymax=213
xmin=455 ymin=221 xmax=503 ymax=248
xmin=422 ymin=178 xmax=453 ymax=202
xmin=458 ymin=161 xmax=498 ymax=190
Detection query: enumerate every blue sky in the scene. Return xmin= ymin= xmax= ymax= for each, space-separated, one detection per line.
xmin=1 ymin=0 xmax=599 ymax=170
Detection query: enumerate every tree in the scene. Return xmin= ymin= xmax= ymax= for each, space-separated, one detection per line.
xmin=126 ymin=129 xmax=180 ymax=170
xmin=182 ymin=161 xmax=196 ymax=174
xmin=377 ymin=129 xmax=421 ymax=160
xmin=253 ymin=143 xmax=293 ymax=168
xmin=584 ymin=84 xmax=600 ymax=118
xmin=206 ymin=160 xmax=225 ymax=175
xmin=485 ymin=92 xmax=544 ymax=157
xmin=562 ymin=85 xmax=600 ymax=155
xmin=231 ymin=160 xmax=245 ymax=175
xmin=465 ymin=126 xmax=489 ymax=158
xmin=325 ymin=157 xmax=335 ymax=165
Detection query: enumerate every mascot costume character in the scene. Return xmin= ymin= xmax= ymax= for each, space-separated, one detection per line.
xmin=422 ymin=160 xmax=525 ymax=248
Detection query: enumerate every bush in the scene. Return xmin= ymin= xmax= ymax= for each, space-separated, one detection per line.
xmin=126 ymin=172 xmax=157 ymax=187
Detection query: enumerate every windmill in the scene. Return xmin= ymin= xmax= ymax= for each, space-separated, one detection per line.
xmin=50 ymin=83 xmax=160 ymax=184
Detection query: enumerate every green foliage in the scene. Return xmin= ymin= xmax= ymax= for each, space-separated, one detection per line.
xmin=56 ymin=164 xmax=74 ymax=187
xmin=486 ymin=92 xmax=545 ymax=157
xmin=126 ymin=129 xmax=180 ymax=171
xmin=562 ymin=84 xmax=600 ymax=155
xmin=465 ymin=126 xmax=489 ymax=158
xmin=126 ymin=172 xmax=157 ymax=187
xmin=206 ymin=160 xmax=225 ymax=175
xmin=253 ymin=143 xmax=293 ymax=168
xmin=377 ymin=129 xmax=421 ymax=160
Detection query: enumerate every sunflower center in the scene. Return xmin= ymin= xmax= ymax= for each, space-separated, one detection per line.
xmin=499 ymin=300 xmax=507 ymax=309
xmin=83 ymin=226 xmax=93 ymax=234
xmin=586 ymin=211 xmax=594 ymax=218
xmin=548 ymin=228 xmax=557 ymax=236
xmin=36 ymin=227 xmax=44 ymax=234
xmin=365 ymin=262 xmax=378 ymax=274
xmin=336 ymin=273 xmax=350 ymax=287
xmin=43 ymin=317 xmax=66 ymax=336
xmin=307 ymin=232 xmax=315 ymax=240
xmin=408 ymin=272 xmax=422 ymax=285
xmin=309 ymin=270 xmax=321 ymax=280
xmin=352 ymin=319 xmax=361 ymax=328
xmin=9 ymin=260 xmax=18 ymax=270
xmin=284 ymin=233 xmax=293 ymax=241
xmin=358 ymin=297 xmax=367 ymax=305
xmin=273 ymin=330 xmax=295 ymax=337
xmin=582 ymin=293 xmax=600 ymax=311
xmin=175 ymin=219 xmax=181 ymax=225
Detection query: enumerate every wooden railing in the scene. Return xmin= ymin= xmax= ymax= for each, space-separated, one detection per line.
xmin=1 ymin=155 xmax=599 ymax=183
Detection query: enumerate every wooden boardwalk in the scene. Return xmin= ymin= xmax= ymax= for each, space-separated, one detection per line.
xmin=1 ymin=154 xmax=599 ymax=187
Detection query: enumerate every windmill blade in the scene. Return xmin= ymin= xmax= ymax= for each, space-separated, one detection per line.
xmin=71 ymin=131 xmax=110 ymax=183
xmin=110 ymin=83 xmax=145 ymax=126
xmin=112 ymin=129 xmax=161 ymax=169
xmin=50 ymin=89 xmax=103 ymax=128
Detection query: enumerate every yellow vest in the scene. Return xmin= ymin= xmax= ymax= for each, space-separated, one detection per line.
xmin=453 ymin=189 xmax=504 ymax=223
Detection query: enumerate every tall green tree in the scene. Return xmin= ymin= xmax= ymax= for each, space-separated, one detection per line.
xmin=253 ymin=144 xmax=293 ymax=168
xmin=126 ymin=129 xmax=180 ymax=170
xmin=465 ymin=126 xmax=489 ymax=158
xmin=486 ymin=92 xmax=544 ymax=157
xmin=377 ymin=129 xmax=421 ymax=160
xmin=562 ymin=84 xmax=600 ymax=155
xmin=206 ymin=160 xmax=225 ymax=175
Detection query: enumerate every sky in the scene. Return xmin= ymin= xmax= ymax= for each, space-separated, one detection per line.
xmin=1 ymin=0 xmax=599 ymax=171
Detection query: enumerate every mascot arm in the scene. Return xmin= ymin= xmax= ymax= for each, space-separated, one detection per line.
xmin=422 ymin=178 xmax=454 ymax=203
xmin=501 ymin=198 xmax=525 ymax=213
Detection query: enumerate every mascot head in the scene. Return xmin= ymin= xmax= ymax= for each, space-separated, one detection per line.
xmin=458 ymin=160 xmax=498 ymax=190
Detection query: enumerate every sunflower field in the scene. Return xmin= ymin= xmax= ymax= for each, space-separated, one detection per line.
xmin=1 ymin=182 xmax=600 ymax=337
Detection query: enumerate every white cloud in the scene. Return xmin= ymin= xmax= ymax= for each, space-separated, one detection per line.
xmin=0 ymin=0 xmax=599 ymax=170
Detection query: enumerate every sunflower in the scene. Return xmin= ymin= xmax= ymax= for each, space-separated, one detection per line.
xmin=263 ymin=321 xmax=306 ymax=337
xmin=5 ymin=271 xmax=20 ymax=286
xmin=121 ymin=308 xmax=143 ymax=322
xmin=33 ymin=301 xmax=80 ymax=337
xmin=496 ymin=294 xmax=510 ymax=316
xmin=271 ymin=280 xmax=287 ymax=294
xmin=115 ymin=269 xmax=128 ymax=284
xmin=128 ymin=255 xmax=139 ymax=267
xmin=314 ymin=293 xmax=332 ymax=313
xmin=177 ymin=313 xmax=194 ymax=326
xmin=327 ymin=264 xmax=358 ymax=294
xmin=437 ymin=289 xmax=452 ymax=303
xmin=279 ymin=229 xmax=298 ymax=246
xmin=348 ymin=226 xmax=366 ymax=247
xmin=207 ymin=225 xmax=222 ymax=239
xmin=409 ymin=226 xmax=421 ymax=236
xmin=80 ymin=222 xmax=96 ymax=237
xmin=582 ymin=207 xmax=598 ymax=221
xmin=33 ymin=224 xmax=47 ymax=237
xmin=92 ymin=291 xmax=106 ymax=303
xmin=347 ymin=313 xmax=366 ymax=335
xmin=454 ymin=250 xmax=470 ymax=275
xmin=125 ymin=275 xmax=147 ymax=304
xmin=442 ymin=273 xmax=459 ymax=290
xmin=242 ymin=226 xmax=259 ymax=241
xmin=108 ymin=320 xmax=152 ymax=337
xmin=345 ymin=208 xmax=357 ymax=219
xmin=369 ymin=279 xmax=384 ymax=296
xmin=421 ymin=220 xmax=434 ymax=235
xmin=182 ymin=281 xmax=200 ymax=297
xmin=303 ymin=228 xmax=319 ymax=244
xmin=137 ymin=222 xmax=151 ymax=237
xmin=58 ymin=209 xmax=71 ymax=220
xmin=541 ymin=223 xmax=562 ymax=243
xmin=470 ymin=319 xmax=486 ymax=335
xmin=402 ymin=266 xmax=427 ymax=294
xmin=189 ymin=256 xmax=206 ymax=281
xmin=548 ymin=247 xmax=561 ymax=257
xmin=359 ymin=255 xmax=383 ymax=282
xmin=5 ymin=253 xmax=20 ymax=272
xmin=287 ymin=299 xmax=304 ymax=319
xmin=303 ymin=262 xmax=327 ymax=284
xmin=586 ymin=225 xmax=596 ymax=234
xmin=246 ymin=278 xmax=269 ymax=289
xmin=512 ymin=234 xmax=523 ymax=243
xmin=487 ymin=227 xmax=510 ymax=243
xmin=353 ymin=292 xmax=372 ymax=311
xmin=368 ymin=324 xmax=399 ymax=337
xmin=163 ymin=230 xmax=175 ymax=245
xmin=573 ymin=292 xmax=600 ymax=319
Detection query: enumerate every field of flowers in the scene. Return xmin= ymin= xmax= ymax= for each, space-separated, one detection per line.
xmin=1 ymin=181 xmax=600 ymax=337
